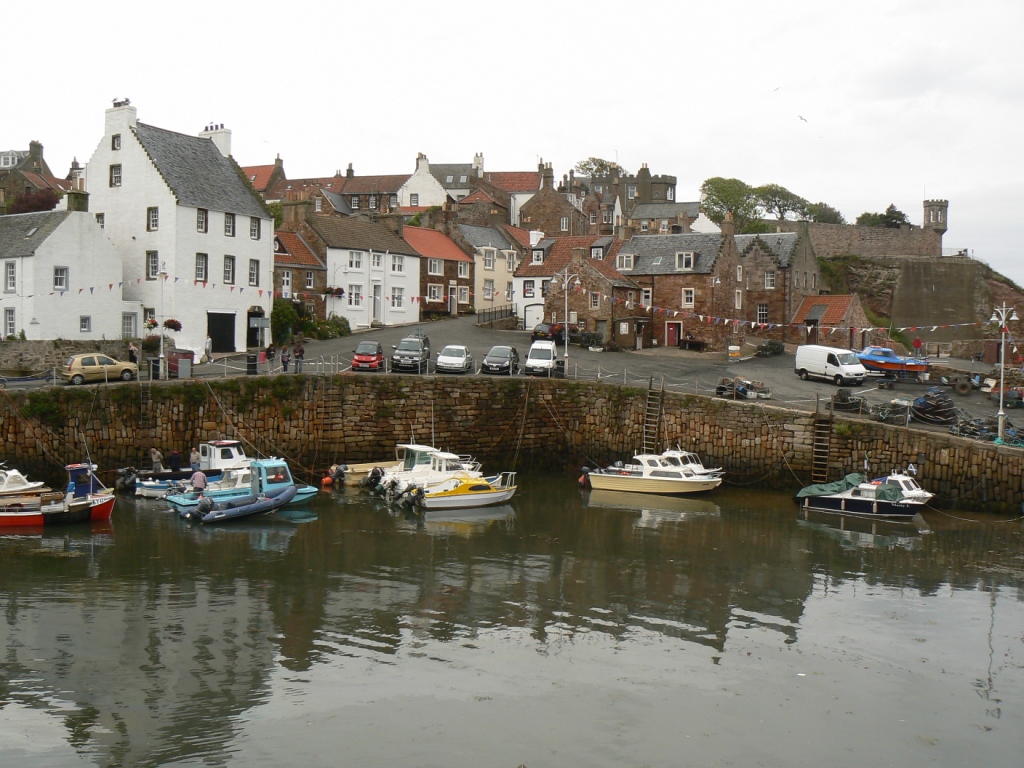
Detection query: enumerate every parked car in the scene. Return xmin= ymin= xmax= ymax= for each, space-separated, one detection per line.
xmin=481 ymin=345 xmax=520 ymax=375
xmin=61 ymin=353 xmax=138 ymax=385
xmin=531 ymin=323 xmax=556 ymax=342
xmin=524 ymin=340 xmax=560 ymax=376
xmin=435 ymin=345 xmax=474 ymax=374
xmin=390 ymin=333 xmax=431 ymax=373
xmin=351 ymin=340 xmax=385 ymax=371
xmin=532 ymin=322 xmax=579 ymax=344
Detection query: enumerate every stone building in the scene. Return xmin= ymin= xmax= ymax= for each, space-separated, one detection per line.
xmin=272 ymin=231 xmax=327 ymax=322
xmin=401 ymin=226 xmax=474 ymax=317
xmin=791 ymin=294 xmax=882 ymax=350
xmin=517 ymin=163 xmax=587 ymax=236
xmin=0 ymin=141 xmax=70 ymax=214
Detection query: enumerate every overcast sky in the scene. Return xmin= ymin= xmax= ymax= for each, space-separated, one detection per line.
xmin=7 ymin=1 xmax=1023 ymax=284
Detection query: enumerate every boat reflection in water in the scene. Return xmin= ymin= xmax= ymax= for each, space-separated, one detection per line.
xmin=796 ymin=506 xmax=929 ymax=551
xmin=397 ymin=503 xmax=515 ymax=537
xmin=182 ymin=507 xmax=318 ymax=553
xmin=583 ymin=488 xmax=720 ymax=527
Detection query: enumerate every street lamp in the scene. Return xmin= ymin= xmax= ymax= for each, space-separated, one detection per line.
xmin=158 ymin=262 xmax=168 ymax=380
xmin=553 ymin=266 xmax=581 ymax=365
xmin=989 ymin=302 xmax=1018 ymax=441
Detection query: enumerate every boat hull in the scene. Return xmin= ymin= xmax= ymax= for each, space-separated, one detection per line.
xmin=167 ymin=484 xmax=318 ymax=509
xmin=182 ymin=485 xmax=298 ymax=524
xmin=795 ymin=494 xmax=922 ymax=519
xmin=587 ymin=473 xmax=722 ymax=495
xmin=0 ymin=493 xmax=115 ymax=528
xmin=418 ymin=486 xmax=516 ymax=510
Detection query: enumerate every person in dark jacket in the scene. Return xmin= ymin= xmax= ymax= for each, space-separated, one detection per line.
xmin=167 ymin=450 xmax=183 ymax=472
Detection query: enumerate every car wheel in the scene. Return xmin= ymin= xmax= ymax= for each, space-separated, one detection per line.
xmin=834 ymin=375 xmax=844 ymax=386
xmin=798 ymin=369 xmax=809 ymax=380
xmin=71 ymin=374 xmax=85 ymax=385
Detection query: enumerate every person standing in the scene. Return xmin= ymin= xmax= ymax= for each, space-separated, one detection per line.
xmin=128 ymin=342 xmax=139 ymax=364
xmin=189 ymin=468 xmax=208 ymax=491
xmin=204 ymin=335 xmax=213 ymax=363
xmin=167 ymin=450 xmax=183 ymax=472
xmin=294 ymin=341 xmax=305 ymax=373
xmin=912 ymin=336 xmax=923 ymax=358
xmin=281 ymin=345 xmax=291 ymax=373
xmin=190 ymin=447 xmax=201 ymax=471
xmin=150 ymin=447 xmax=164 ymax=473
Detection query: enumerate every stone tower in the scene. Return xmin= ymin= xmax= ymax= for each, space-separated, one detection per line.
xmin=923 ymin=199 xmax=948 ymax=236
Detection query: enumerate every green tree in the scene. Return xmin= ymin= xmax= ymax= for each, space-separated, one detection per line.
xmin=266 ymin=201 xmax=283 ymax=229
xmin=805 ymin=201 xmax=846 ymax=225
xmin=574 ymin=157 xmax=625 ymax=177
xmin=753 ymin=183 xmax=808 ymax=222
xmin=270 ymin=299 xmax=299 ymax=344
xmin=699 ymin=177 xmax=764 ymax=233
xmin=856 ymin=204 xmax=909 ymax=228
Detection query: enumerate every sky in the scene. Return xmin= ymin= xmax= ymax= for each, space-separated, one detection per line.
xmin=6 ymin=0 xmax=1023 ymax=282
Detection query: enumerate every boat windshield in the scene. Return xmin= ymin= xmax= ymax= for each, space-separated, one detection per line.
xmin=837 ymin=352 xmax=860 ymax=365
xmin=265 ymin=465 xmax=291 ymax=483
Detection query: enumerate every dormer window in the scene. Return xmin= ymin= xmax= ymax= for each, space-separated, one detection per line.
xmin=590 ymin=246 xmax=603 ymax=260
xmin=640 ymin=221 xmax=649 ymax=232
xmin=351 ymin=195 xmax=360 ymax=210
xmin=532 ymin=249 xmax=544 ymax=265
xmin=459 ymin=175 xmax=467 ymax=183
xmin=446 ymin=175 xmax=454 ymax=183
xmin=675 ymin=251 xmax=694 ymax=271
xmin=616 ymin=253 xmax=634 ymax=271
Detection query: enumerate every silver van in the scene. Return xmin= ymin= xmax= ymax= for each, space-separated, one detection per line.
xmin=794 ymin=345 xmax=867 ymax=386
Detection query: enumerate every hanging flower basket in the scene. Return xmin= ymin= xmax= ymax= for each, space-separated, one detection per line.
xmin=163 ymin=318 xmax=182 ymax=332
xmin=144 ymin=318 xmax=159 ymax=331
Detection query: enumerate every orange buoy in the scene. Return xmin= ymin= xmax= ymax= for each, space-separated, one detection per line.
xmin=321 ymin=476 xmax=333 ymax=487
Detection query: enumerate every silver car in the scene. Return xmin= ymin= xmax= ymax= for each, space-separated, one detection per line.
xmin=435 ymin=344 xmax=474 ymax=374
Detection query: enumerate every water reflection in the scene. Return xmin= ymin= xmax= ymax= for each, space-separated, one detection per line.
xmin=0 ymin=476 xmax=1021 ymax=766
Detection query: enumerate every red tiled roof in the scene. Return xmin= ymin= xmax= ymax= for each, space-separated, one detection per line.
xmin=458 ymin=189 xmax=497 ymax=205
xmin=402 ymin=226 xmax=472 ymax=262
xmin=274 ymin=231 xmax=324 ymax=269
xmin=483 ymin=171 xmax=541 ymax=193
xmin=267 ymin=176 xmax=345 ymax=200
xmin=792 ymin=295 xmax=856 ymax=324
xmin=517 ymin=236 xmax=624 ymax=278
xmin=242 ymin=164 xmax=275 ymax=191
xmin=501 ymin=225 xmax=531 ymax=249
xmin=341 ymin=174 xmax=410 ymax=195
xmin=21 ymin=171 xmax=71 ymax=193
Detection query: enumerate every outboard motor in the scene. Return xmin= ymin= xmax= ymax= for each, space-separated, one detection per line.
xmin=115 ymin=467 xmax=137 ymax=493
xmin=360 ymin=466 xmax=385 ymax=489
xmin=195 ymin=496 xmax=214 ymax=519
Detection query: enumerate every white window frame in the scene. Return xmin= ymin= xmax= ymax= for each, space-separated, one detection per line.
xmin=224 ymin=213 xmax=235 ymax=237
xmin=589 ymin=291 xmax=600 ymax=309
xmin=121 ymin=313 xmax=136 ymax=339
xmin=248 ymin=259 xmax=260 ymax=287
xmin=147 ymin=207 xmax=159 ymax=231
xmin=483 ymin=249 xmax=496 ymax=270
xmin=109 ymin=164 xmax=121 ymax=187
xmin=757 ymin=303 xmax=769 ymax=324
xmin=682 ymin=288 xmax=695 ymax=307
xmin=458 ymin=286 xmax=469 ymax=304
xmin=428 ymin=258 xmax=443 ymax=276
xmin=531 ymin=249 xmax=544 ymax=265
xmin=3 ymin=262 xmax=14 ymax=293
xmin=616 ymin=253 xmax=634 ymax=271
xmin=4 ymin=307 xmax=15 ymax=337
xmin=427 ymin=283 xmax=443 ymax=302
xmin=765 ymin=270 xmax=776 ymax=289
xmin=603 ymin=210 xmax=612 ymax=224
xmin=523 ymin=280 xmax=535 ymax=298
xmin=111 ymin=134 xmax=121 ymax=151
xmin=348 ymin=284 xmax=362 ymax=307
xmin=590 ymin=212 xmax=597 ymax=225
xmin=146 ymin=251 xmax=159 ymax=280
xmin=676 ymin=252 xmax=694 ymax=271
xmin=314 ymin=197 xmax=322 ymax=212
xmin=351 ymin=195 xmax=360 ymax=210
xmin=195 ymin=253 xmax=209 ymax=282
xmin=640 ymin=221 xmax=649 ymax=232
xmin=305 ymin=271 xmax=314 ymax=290
xmin=372 ymin=251 xmax=383 ymax=268
xmin=282 ymin=270 xmax=292 ymax=290
xmin=483 ymin=279 xmax=495 ymax=301
xmin=735 ymin=289 xmax=742 ymax=310
xmin=409 ymin=193 xmax=419 ymax=206
xmin=224 ymin=255 xmax=235 ymax=284
xmin=53 ymin=266 xmax=69 ymax=292
xmin=642 ymin=288 xmax=652 ymax=307
xmin=391 ymin=286 xmax=404 ymax=308
xmin=590 ymin=247 xmax=603 ymax=260
xmin=736 ymin=265 xmax=743 ymax=282
xmin=627 ymin=185 xmax=637 ymax=200
xmin=667 ymin=187 xmax=675 ymax=201
xmin=250 ymin=217 xmax=261 ymax=240
xmin=458 ymin=262 xmax=469 ymax=279
xmin=349 ymin=251 xmax=362 ymax=270
xmin=368 ymin=194 xmax=377 ymax=210
xmin=560 ymin=216 xmax=569 ymax=232
xmin=80 ymin=316 xmax=92 ymax=333
xmin=197 ymin=209 xmax=207 ymax=233
xmin=391 ymin=254 xmax=404 ymax=273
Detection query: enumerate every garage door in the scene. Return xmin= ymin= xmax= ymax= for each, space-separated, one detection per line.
xmin=524 ymin=303 xmax=546 ymax=329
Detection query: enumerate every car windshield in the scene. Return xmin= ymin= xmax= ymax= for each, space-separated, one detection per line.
xmin=355 ymin=342 xmax=379 ymax=354
xmin=529 ymin=348 xmax=553 ymax=361
xmin=488 ymin=347 xmax=511 ymax=359
xmin=838 ymin=352 xmax=860 ymax=365
xmin=397 ymin=340 xmax=421 ymax=351
xmin=440 ymin=346 xmax=465 ymax=358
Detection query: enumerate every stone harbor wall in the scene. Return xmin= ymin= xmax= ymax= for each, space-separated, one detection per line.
xmin=1 ymin=374 xmax=1020 ymax=511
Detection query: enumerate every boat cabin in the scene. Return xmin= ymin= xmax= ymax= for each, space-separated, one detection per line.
xmin=200 ymin=441 xmax=249 ymax=472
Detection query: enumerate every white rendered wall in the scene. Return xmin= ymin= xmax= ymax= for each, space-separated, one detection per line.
xmin=324 ymin=248 xmax=421 ymax=328
xmin=399 ymin=162 xmax=449 ymax=208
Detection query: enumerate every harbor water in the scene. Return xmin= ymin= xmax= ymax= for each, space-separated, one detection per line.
xmin=0 ymin=476 xmax=1021 ymax=767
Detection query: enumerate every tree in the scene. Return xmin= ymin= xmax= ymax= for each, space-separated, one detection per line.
xmin=805 ymin=201 xmax=847 ymax=225
xmin=573 ymin=157 xmax=624 ymax=177
xmin=856 ymin=204 xmax=910 ymax=229
xmin=753 ymin=183 xmax=808 ymax=222
xmin=270 ymin=299 xmax=300 ymax=344
xmin=699 ymin=177 xmax=764 ymax=233
xmin=7 ymin=188 xmax=60 ymax=214
xmin=266 ymin=201 xmax=283 ymax=229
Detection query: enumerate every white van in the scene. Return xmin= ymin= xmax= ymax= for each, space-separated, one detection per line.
xmin=794 ymin=345 xmax=867 ymax=386
xmin=524 ymin=340 xmax=559 ymax=376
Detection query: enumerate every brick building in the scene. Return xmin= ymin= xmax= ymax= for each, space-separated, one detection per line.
xmin=402 ymin=226 xmax=474 ymax=317
xmin=272 ymin=231 xmax=327 ymax=321
xmin=518 ymin=163 xmax=587 ymax=236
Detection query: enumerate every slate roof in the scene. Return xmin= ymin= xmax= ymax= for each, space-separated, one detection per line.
xmin=735 ymin=232 xmax=800 ymax=267
xmin=482 ymin=171 xmax=541 ymax=193
xmin=629 ymin=202 xmax=700 ymax=220
xmin=242 ymin=164 xmax=275 ymax=191
xmin=320 ymin=188 xmax=353 ymax=214
xmin=402 ymin=227 xmax=472 ymax=262
xmin=616 ymin=234 xmax=723 ymax=276
xmin=0 ymin=210 xmax=72 ymax=260
xmin=132 ymin=123 xmax=266 ymax=218
xmin=342 ymin=174 xmax=410 ymax=195
xmin=792 ymin=295 xmax=856 ymax=324
xmin=307 ymin=215 xmax=419 ymax=256
xmin=274 ymin=231 xmax=324 ymax=269
xmin=457 ymin=223 xmax=512 ymax=250
xmin=430 ymin=164 xmax=475 ymax=189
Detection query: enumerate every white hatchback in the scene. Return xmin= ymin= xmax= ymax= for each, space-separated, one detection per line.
xmin=435 ymin=345 xmax=474 ymax=374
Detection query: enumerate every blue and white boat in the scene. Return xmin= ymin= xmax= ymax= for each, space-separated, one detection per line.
xmin=119 ymin=440 xmax=252 ymax=498
xmin=169 ymin=459 xmax=318 ymax=516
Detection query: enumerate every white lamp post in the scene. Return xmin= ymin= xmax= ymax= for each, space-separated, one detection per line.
xmin=989 ymin=302 xmax=1018 ymax=441
xmin=158 ymin=263 xmax=168 ymax=380
xmin=553 ymin=266 xmax=581 ymax=366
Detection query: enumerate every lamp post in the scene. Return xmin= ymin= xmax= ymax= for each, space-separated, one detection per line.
xmin=158 ymin=262 xmax=168 ymax=380
xmin=553 ymin=266 xmax=581 ymax=365
xmin=990 ymin=302 xmax=1019 ymax=441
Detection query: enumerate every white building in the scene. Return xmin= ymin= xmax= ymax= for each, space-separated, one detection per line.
xmin=397 ymin=154 xmax=450 ymax=209
xmin=84 ymin=101 xmax=273 ymax=356
xmin=0 ymin=203 xmax=136 ymax=340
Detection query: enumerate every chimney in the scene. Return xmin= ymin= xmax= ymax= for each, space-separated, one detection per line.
xmin=542 ymin=162 xmax=554 ymax=190
xmin=282 ymin=198 xmax=310 ymax=227
xmin=199 ymin=123 xmax=232 ymax=157
xmin=105 ymin=99 xmax=137 ymax=137
xmin=720 ymin=211 xmax=735 ymax=238
xmin=346 ymin=163 xmax=354 ymax=179
xmin=571 ymin=247 xmax=586 ymax=266
xmin=416 ymin=152 xmax=429 ymax=173
xmin=66 ymin=177 xmax=89 ymax=212
xmin=473 ymin=152 xmax=484 ymax=176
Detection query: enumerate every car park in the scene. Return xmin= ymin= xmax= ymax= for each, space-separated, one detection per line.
xmin=61 ymin=353 xmax=138 ymax=385
xmin=531 ymin=323 xmax=556 ymax=342
xmin=481 ymin=345 xmax=520 ymax=375
xmin=435 ymin=345 xmax=474 ymax=374
xmin=351 ymin=340 xmax=385 ymax=371
xmin=390 ymin=333 xmax=431 ymax=373
xmin=524 ymin=340 xmax=559 ymax=376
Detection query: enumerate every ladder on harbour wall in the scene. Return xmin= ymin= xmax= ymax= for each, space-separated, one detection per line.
xmin=642 ymin=376 xmax=665 ymax=454
xmin=810 ymin=407 xmax=833 ymax=484
xmin=314 ymin=377 xmax=346 ymax=464
xmin=138 ymin=379 xmax=152 ymax=429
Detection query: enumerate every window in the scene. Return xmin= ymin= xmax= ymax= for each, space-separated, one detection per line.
xmin=111 ymin=134 xmax=121 ymax=151
xmin=590 ymin=246 xmax=603 ymax=260
xmin=368 ymin=195 xmax=377 ymax=209
xmin=349 ymin=251 xmax=362 ymax=269
xmin=603 ymin=210 xmax=612 ymax=224
xmin=305 ymin=271 xmax=314 ymax=289
xmin=348 ymin=284 xmax=362 ymax=307
xmin=505 ymin=252 xmax=518 ymax=272
xmin=590 ymin=212 xmax=597 ymax=225
xmin=659 ymin=219 xmax=669 ymax=234
xmin=351 ymin=195 xmax=360 ymax=210
xmin=531 ymin=249 xmax=544 ymax=265
xmin=109 ymin=164 xmax=121 ymax=187
xmin=735 ymin=289 xmax=742 ymax=310
xmin=391 ymin=286 xmax=404 ymax=308
xmin=458 ymin=286 xmax=469 ymax=304
xmin=560 ymin=216 xmax=569 ymax=232
xmin=541 ymin=280 xmax=550 ymax=297
xmin=427 ymin=284 xmax=443 ymax=302
xmin=282 ymin=270 xmax=292 ymax=290
xmin=224 ymin=213 xmax=235 ymax=237
xmin=445 ymin=175 xmax=454 ymax=183
xmin=144 ymin=308 xmax=155 ymax=327
xmin=642 ymin=288 xmax=652 ymax=307
xmin=147 ymin=207 xmax=158 ymax=231
xmin=590 ymin=291 xmax=599 ymax=309
xmin=736 ymin=265 xmax=743 ymax=282
xmin=248 ymin=259 xmax=260 ymax=286
xmin=391 ymin=254 xmax=404 ymax=273
xmin=506 ymin=281 xmax=513 ymax=300
xmin=197 ymin=209 xmax=208 ymax=233
xmin=616 ymin=253 xmax=634 ymax=270
xmin=627 ymin=185 xmax=637 ymax=199
xmin=372 ymin=251 xmax=382 ymax=268
xmin=146 ymin=251 xmax=159 ymax=280
xmin=250 ymin=217 xmax=261 ymax=240
xmin=458 ymin=262 xmax=469 ymax=279
xmin=594 ymin=184 xmax=603 ymax=194
xmin=676 ymin=252 xmax=694 ymax=271
xmin=390 ymin=194 xmax=398 ymax=209
xmin=410 ymin=193 xmax=419 ymax=206
xmin=122 ymin=313 xmax=136 ymax=339
xmin=682 ymin=288 xmax=695 ymax=307
xmin=80 ymin=316 xmax=92 ymax=333
xmin=53 ymin=267 xmax=68 ymax=292
xmin=483 ymin=279 xmax=495 ymax=300
xmin=4 ymin=308 xmax=15 ymax=337
xmin=765 ymin=270 xmax=776 ymax=289
xmin=484 ymin=249 xmax=496 ymax=270
xmin=195 ymin=253 xmax=209 ymax=282
xmin=95 ymin=213 xmax=105 ymax=228
xmin=4 ymin=261 xmax=15 ymax=292
xmin=314 ymin=197 xmax=322 ymax=212
xmin=460 ymin=175 xmax=467 ymax=183
xmin=666 ymin=187 xmax=675 ymax=201
xmin=428 ymin=258 xmax=443 ymax=276
xmin=640 ymin=221 xmax=649 ymax=233
xmin=224 ymin=255 xmax=235 ymax=284
xmin=812 ymin=273 xmax=817 ymax=290
xmin=523 ymin=280 xmax=535 ymax=298
xmin=757 ymin=303 xmax=769 ymax=324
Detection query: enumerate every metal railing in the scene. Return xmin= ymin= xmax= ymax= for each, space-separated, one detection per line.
xmin=475 ymin=304 xmax=515 ymax=326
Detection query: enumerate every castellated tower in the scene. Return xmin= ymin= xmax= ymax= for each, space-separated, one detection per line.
xmin=923 ymin=199 xmax=948 ymax=235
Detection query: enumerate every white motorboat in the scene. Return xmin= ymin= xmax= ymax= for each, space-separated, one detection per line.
xmin=582 ymin=450 xmax=723 ymax=495
xmin=410 ymin=472 xmax=517 ymax=510
xmin=659 ymin=447 xmax=724 ymax=479
xmin=371 ymin=443 xmax=482 ymax=498
xmin=0 ymin=464 xmax=46 ymax=496
xmin=795 ymin=467 xmax=933 ymax=519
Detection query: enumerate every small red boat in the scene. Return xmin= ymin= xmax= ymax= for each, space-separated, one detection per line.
xmin=0 ymin=463 xmax=115 ymax=528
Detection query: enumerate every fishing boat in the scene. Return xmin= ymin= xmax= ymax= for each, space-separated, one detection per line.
xmin=177 ymin=460 xmax=313 ymax=523
xmin=404 ymin=472 xmax=517 ymax=510
xmin=117 ymin=440 xmax=251 ymax=497
xmin=794 ymin=467 xmax=933 ymax=519
xmin=856 ymin=346 xmax=930 ymax=380
xmin=581 ymin=450 xmax=723 ymax=495
xmin=0 ymin=463 xmax=116 ymax=528
xmin=369 ymin=444 xmax=483 ymax=498
xmin=0 ymin=464 xmax=47 ymax=496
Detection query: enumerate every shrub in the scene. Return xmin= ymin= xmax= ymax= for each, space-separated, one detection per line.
xmin=141 ymin=334 xmax=161 ymax=352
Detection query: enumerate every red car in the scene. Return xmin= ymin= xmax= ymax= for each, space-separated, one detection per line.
xmin=352 ymin=340 xmax=385 ymax=371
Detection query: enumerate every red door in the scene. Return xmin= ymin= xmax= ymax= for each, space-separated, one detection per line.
xmin=667 ymin=323 xmax=680 ymax=347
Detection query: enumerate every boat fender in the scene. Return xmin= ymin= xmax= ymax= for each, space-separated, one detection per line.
xmin=321 ymin=475 xmax=333 ymax=488
xmin=578 ymin=467 xmax=590 ymax=488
